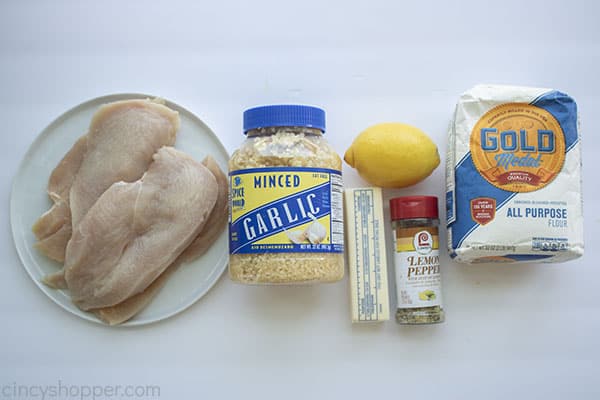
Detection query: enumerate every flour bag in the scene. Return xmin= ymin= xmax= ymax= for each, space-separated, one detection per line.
xmin=446 ymin=84 xmax=584 ymax=263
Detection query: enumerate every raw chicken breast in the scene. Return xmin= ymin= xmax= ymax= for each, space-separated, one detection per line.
xmin=93 ymin=155 xmax=228 ymax=325
xmin=32 ymin=99 xmax=179 ymax=263
xmin=32 ymin=135 xmax=87 ymax=262
xmin=64 ymin=147 xmax=218 ymax=310
xmin=69 ymin=99 xmax=180 ymax=228
xmin=177 ymin=155 xmax=229 ymax=263
xmin=93 ymin=265 xmax=178 ymax=325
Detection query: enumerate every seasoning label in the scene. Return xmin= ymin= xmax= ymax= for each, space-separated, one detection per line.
xmin=229 ymin=167 xmax=344 ymax=254
xmin=393 ymin=227 xmax=442 ymax=308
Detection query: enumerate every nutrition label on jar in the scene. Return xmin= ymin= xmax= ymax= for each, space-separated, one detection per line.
xmin=330 ymin=173 xmax=344 ymax=246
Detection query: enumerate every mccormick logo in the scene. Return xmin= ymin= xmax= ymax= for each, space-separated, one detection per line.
xmin=413 ymin=231 xmax=433 ymax=255
xmin=470 ymin=103 xmax=565 ymax=193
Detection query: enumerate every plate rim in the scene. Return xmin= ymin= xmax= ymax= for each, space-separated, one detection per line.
xmin=10 ymin=92 xmax=230 ymax=327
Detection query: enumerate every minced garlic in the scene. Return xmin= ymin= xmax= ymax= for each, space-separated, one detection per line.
xmin=228 ymin=105 xmax=344 ymax=284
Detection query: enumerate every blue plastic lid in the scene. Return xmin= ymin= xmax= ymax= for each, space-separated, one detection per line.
xmin=243 ymin=104 xmax=326 ymax=133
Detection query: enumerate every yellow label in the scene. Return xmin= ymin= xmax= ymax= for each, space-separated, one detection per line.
xmin=229 ymin=167 xmax=344 ymax=254
xmin=470 ymin=103 xmax=565 ymax=193
xmin=395 ymin=226 xmax=439 ymax=252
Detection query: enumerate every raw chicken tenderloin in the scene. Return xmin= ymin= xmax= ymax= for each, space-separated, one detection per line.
xmin=64 ymin=147 xmax=218 ymax=310
xmin=33 ymin=98 xmax=179 ymax=264
xmin=93 ymin=155 xmax=228 ymax=325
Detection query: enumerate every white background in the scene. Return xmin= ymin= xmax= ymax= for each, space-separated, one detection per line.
xmin=1 ymin=0 xmax=599 ymax=399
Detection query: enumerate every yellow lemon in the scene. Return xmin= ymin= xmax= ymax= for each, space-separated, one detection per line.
xmin=344 ymin=123 xmax=440 ymax=188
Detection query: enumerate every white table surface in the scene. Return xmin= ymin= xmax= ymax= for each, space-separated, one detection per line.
xmin=1 ymin=1 xmax=598 ymax=399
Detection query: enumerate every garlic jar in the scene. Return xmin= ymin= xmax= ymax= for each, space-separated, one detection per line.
xmin=228 ymin=105 xmax=344 ymax=284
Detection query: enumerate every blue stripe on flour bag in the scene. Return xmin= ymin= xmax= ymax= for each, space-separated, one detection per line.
xmin=230 ymin=182 xmax=331 ymax=254
xmin=531 ymin=91 xmax=579 ymax=150
xmin=451 ymin=156 xmax=515 ymax=249
xmin=450 ymin=90 xmax=579 ymax=250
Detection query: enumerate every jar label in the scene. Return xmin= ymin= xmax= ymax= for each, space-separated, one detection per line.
xmin=393 ymin=227 xmax=443 ymax=308
xmin=229 ymin=167 xmax=344 ymax=254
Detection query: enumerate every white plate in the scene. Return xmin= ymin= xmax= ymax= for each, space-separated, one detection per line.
xmin=10 ymin=94 xmax=230 ymax=326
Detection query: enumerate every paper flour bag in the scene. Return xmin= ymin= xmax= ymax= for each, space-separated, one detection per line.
xmin=446 ymin=84 xmax=584 ymax=263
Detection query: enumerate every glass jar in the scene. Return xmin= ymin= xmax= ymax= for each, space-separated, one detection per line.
xmin=390 ymin=196 xmax=445 ymax=324
xmin=228 ymin=105 xmax=344 ymax=284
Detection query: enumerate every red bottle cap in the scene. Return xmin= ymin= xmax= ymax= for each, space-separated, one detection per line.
xmin=389 ymin=196 xmax=439 ymax=220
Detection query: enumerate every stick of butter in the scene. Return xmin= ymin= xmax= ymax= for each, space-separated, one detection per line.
xmin=344 ymin=187 xmax=390 ymax=323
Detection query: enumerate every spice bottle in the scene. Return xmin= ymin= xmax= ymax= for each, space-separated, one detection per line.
xmin=390 ymin=196 xmax=445 ymax=324
xmin=228 ymin=105 xmax=345 ymax=284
